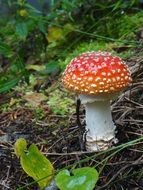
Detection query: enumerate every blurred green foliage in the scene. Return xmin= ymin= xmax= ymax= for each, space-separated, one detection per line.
xmin=0 ymin=0 xmax=143 ymax=93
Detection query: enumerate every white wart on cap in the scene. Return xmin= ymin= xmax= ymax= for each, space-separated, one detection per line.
xmin=62 ymin=51 xmax=132 ymax=94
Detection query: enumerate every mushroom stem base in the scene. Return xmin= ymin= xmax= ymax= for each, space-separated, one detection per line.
xmin=84 ymin=100 xmax=118 ymax=151
xmin=85 ymin=138 xmax=118 ymax=151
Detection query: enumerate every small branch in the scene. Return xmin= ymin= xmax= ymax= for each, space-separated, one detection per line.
xmin=43 ymin=151 xmax=92 ymax=156
xmin=96 ymin=156 xmax=143 ymax=190
xmin=76 ymin=98 xmax=82 ymax=128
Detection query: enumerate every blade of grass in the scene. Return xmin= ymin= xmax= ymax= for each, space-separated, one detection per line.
xmin=0 ymin=77 xmax=21 ymax=93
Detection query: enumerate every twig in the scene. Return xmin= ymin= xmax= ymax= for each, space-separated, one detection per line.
xmin=96 ymin=156 xmax=143 ymax=190
xmin=76 ymin=98 xmax=82 ymax=128
xmin=0 ymin=182 xmax=11 ymax=189
xmin=43 ymin=151 xmax=92 ymax=156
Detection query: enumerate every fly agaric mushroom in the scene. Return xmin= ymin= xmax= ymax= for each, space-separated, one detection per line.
xmin=62 ymin=51 xmax=132 ymax=151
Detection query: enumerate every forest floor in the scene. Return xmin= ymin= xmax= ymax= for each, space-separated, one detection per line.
xmin=0 ymin=49 xmax=143 ymax=190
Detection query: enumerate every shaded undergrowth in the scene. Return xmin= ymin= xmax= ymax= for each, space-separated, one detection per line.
xmin=0 ymin=50 xmax=143 ymax=189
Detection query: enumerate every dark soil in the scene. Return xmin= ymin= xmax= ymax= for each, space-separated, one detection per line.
xmin=0 ymin=50 xmax=143 ymax=190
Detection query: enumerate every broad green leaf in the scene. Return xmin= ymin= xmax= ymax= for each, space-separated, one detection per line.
xmin=55 ymin=167 xmax=99 ymax=190
xmin=45 ymin=62 xmax=59 ymax=74
xmin=16 ymin=22 xmax=28 ymax=40
xmin=21 ymin=145 xmax=54 ymax=189
xmin=14 ymin=138 xmax=54 ymax=189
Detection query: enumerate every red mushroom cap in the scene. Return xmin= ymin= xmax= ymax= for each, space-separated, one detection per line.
xmin=62 ymin=51 xmax=132 ymax=94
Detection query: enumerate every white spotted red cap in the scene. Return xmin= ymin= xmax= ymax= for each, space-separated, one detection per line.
xmin=62 ymin=51 xmax=132 ymax=94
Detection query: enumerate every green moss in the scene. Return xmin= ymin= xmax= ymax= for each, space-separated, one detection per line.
xmin=33 ymin=107 xmax=46 ymax=120
xmin=47 ymin=89 xmax=74 ymax=115
xmin=59 ymin=40 xmax=135 ymax=71
xmin=116 ymin=12 xmax=143 ymax=39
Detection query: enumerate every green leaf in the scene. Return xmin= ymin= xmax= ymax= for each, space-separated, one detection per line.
xmin=63 ymin=23 xmax=75 ymax=35
xmin=26 ymin=64 xmax=45 ymax=71
xmin=47 ymin=26 xmax=64 ymax=43
xmin=0 ymin=77 xmax=21 ymax=93
xmin=44 ymin=62 xmax=59 ymax=74
xmin=14 ymin=138 xmax=27 ymax=157
xmin=10 ymin=56 xmax=27 ymax=74
xmin=25 ymin=3 xmax=42 ymax=15
xmin=0 ymin=42 xmax=13 ymax=58
xmin=55 ymin=167 xmax=99 ymax=190
xmin=14 ymin=138 xmax=54 ymax=189
xmin=16 ymin=22 xmax=28 ymax=40
xmin=38 ymin=20 xmax=47 ymax=34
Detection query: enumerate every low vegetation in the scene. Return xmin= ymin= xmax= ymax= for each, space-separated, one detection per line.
xmin=0 ymin=0 xmax=143 ymax=189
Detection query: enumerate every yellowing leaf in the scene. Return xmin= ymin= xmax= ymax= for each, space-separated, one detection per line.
xmin=14 ymin=138 xmax=54 ymax=189
xmin=47 ymin=27 xmax=64 ymax=43
xmin=9 ymin=97 xmax=17 ymax=106
xmin=26 ymin=64 xmax=45 ymax=71
xmin=63 ymin=23 xmax=75 ymax=34
xmin=14 ymin=138 xmax=27 ymax=158
xmin=19 ymin=9 xmax=28 ymax=17
xmin=23 ymin=92 xmax=48 ymax=106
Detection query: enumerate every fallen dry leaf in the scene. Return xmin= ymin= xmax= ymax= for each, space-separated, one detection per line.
xmin=23 ymin=92 xmax=48 ymax=107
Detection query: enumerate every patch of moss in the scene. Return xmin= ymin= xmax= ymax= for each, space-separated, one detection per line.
xmin=47 ymin=89 xmax=74 ymax=115
xmin=59 ymin=40 xmax=135 ymax=71
xmin=33 ymin=107 xmax=46 ymax=120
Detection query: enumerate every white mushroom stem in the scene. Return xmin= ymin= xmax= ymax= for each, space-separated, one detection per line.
xmin=80 ymin=94 xmax=118 ymax=151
